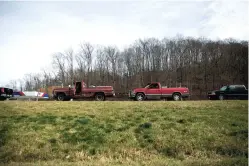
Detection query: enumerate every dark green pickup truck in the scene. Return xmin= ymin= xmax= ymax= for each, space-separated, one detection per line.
xmin=207 ymin=85 xmax=248 ymax=100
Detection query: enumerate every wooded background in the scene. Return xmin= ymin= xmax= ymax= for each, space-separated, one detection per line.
xmin=6 ymin=35 xmax=248 ymax=99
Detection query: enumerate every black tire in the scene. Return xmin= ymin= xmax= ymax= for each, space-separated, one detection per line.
xmin=57 ymin=93 xmax=65 ymax=101
xmin=219 ymin=95 xmax=224 ymax=100
xmin=95 ymin=93 xmax=105 ymax=101
xmin=135 ymin=93 xmax=145 ymax=101
xmin=172 ymin=93 xmax=182 ymax=101
xmin=0 ymin=96 xmax=6 ymax=101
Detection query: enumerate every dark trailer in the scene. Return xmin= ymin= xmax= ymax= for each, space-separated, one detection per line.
xmin=0 ymin=87 xmax=14 ymax=100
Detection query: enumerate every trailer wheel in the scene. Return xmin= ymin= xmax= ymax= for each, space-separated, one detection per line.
xmin=57 ymin=93 xmax=65 ymax=101
xmin=95 ymin=93 xmax=105 ymax=101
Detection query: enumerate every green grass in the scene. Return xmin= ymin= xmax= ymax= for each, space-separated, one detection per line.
xmin=0 ymin=100 xmax=248 ymax=166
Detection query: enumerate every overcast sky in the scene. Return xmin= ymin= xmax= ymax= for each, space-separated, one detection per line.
xmin=0 ymin=0 xmax=248 ymax=86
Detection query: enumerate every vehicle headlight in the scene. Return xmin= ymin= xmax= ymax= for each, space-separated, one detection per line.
xmin=129 ymin=90 xmax=135 ymax=96
xmin=211 ymin=91 xmax=215 ymax=95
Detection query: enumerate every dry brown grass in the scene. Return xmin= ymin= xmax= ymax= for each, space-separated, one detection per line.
xmin=0 ymin=100 xmax=248 ymax=165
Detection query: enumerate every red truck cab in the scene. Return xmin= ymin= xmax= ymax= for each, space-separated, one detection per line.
xmin=52 ymin=80 xmax=115 ymax=101
xmin=128 ymin=82 xmax=190 ymax=101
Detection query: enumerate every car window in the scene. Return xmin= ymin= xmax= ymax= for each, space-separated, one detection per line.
xmin=149 ymin=83 xmax=159 ymax=89
xmin=229 ymin=85 xmax=236 ymax=91
xmin=220 ymin=86 xmax=227 ymax=91
xmin=235 ymin=86 xmax=246 ymax=91
xmin=144 ymin=83 xmax=151 ymax=88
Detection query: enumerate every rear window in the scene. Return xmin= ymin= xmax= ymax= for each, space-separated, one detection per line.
xmin=235 ymin=85 xmax=246 ymax=91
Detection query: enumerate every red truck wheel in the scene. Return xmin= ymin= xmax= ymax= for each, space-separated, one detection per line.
xmin=135 ymin=93 xmax=145 ymax=101
xmin=95 ymin=93 xmax=105 ymax=101
xmin=173 ymin=93 xmax=182 ymax=101
xmin=57 ymin=93 xmax=65 ymax=101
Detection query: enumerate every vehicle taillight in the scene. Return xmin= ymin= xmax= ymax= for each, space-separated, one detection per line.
xmin=183 ymin=89 xmax=189 ymax=93
xmin=1 ymin=88 xmax=4 ymax=93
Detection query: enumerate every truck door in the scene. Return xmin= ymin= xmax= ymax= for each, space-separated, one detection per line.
xmin=81 ymin=81 xmax=93 ymax=97
xmin=223 ymin=85 xmax=236 ymax=99
xmin=75 ymin=82 xmax=82 ymax=95
xmin=146 ymin=83 xmax=161 ymax=100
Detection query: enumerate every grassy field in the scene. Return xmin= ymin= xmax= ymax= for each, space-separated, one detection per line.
xmin=0 ymin=100 xmax=248 ymax=166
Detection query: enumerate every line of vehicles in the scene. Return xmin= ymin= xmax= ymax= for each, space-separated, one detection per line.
xmin=0 ymin=89 xmax=49 ymax=101
xmin=52 ymin=81 xmax=190 ymax=101
xmin=1 ymin=80 xmax=248 ymax=101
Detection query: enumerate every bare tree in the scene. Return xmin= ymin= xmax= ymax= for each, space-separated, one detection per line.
xmin=52 ymin=52 xmax=66 ymax=86
xmin=75 ymin=53 xmax=85 ymax=81
xmin=9 ymin=80 xmax=17 ymax=90
xmin=79 ymin=42 xmax=94 ymax=86
xmin=18 ymin=79 xmax=24 ymax=91
xmin=23 ymin=73 xmax=34 ymax=91
xmin=104 ymin=46 xmax=119 ymax=87
xmin=96 ymin=47 xmax=107 ymax=85
xmin=65 ymin=48 xmax=74 ymax=85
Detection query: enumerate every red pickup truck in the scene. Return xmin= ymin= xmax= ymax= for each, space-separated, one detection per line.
xmin=128 ymin=82 xmax=190 ymax=101
xmin=52 ymin=81 xmax=115 ymax=101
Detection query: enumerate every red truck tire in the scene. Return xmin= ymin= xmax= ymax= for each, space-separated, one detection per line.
xmin=57 ymin=93 xmax=66 ymax=101
xmin=172 ymin=93 xmax=182 ymax=101
xmin=135 ymin=93 xmax=145 ymax=101
xmin=95 ymin=93 xmax=105 ymax=101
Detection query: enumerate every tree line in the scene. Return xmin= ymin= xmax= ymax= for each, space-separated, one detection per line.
xmin=6 ymin=35 xmax=248 ymax=99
